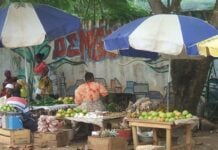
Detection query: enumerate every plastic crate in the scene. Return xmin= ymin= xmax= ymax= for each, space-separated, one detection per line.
xmin=133 ymin=83 xmax=149 ymax=98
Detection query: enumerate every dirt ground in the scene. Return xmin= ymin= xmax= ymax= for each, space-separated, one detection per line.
xmin=42 ymin=130 xmax=218 ymax=150
xmin=192 ymin=130 xmax=218 ymax=150
xmin=2 ymin=126 xmax=217 ymax=150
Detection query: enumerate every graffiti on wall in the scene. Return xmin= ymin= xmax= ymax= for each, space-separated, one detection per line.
xmin=53 ymin=27 xmax=117 ymax=61
xmin=10 ymin=25 xmax=169 ymax=80
xmin=53 ymin=27 xmax=169 ymax=74
xmin=8 ymin=25 xmax=170 ymax=97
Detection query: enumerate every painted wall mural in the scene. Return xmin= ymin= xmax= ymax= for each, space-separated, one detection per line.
xmin=53 ymin=27 xmax=117 ymax=61
xmin=2 ymin=26 xmax=169 ymax=98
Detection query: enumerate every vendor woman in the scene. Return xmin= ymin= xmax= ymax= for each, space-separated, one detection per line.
xmin=34 ymin=53 xmax=52 ymax=99
xmin=75 ymin=72 xmax=108 ymax=112
xmin=5 ymin=84 xmax=37 ymax=132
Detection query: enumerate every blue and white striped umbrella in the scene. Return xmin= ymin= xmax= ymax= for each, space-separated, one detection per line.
xmin=104 ymin=14 xmax=218 ymax=58
xmin=0 ymin=2 xmax=81 ymax=48
xmin=104 ymin=14 xmax=218 ymax=111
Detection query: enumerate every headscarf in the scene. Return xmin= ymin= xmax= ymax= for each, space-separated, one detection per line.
xmin=6 ymin=96 xmax=29 ymax=113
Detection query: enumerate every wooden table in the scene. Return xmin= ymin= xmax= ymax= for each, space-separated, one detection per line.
xmin=127 ymin=118 xmax=193 ymax=150
xmin=66 ymin=112 xmax=126 ymax=129
xmin=30 ymin=104 xmax=77 ymax=115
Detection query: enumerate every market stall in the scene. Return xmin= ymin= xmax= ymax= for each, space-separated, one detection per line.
xmin=126 ymin=110 xmax=199 ymax=150
xmin=65 ymin=111 xmax=126 ymax=129
xmin=30 ymin=96 xmax=77 ymax=116
xmin=31 ymin=104 xmax=77 ymax=115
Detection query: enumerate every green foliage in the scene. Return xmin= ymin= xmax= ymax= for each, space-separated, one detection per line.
xmin=0 ymin=0 xmax=72 ymax=10
xmin=0 ymin=0 xmax=149 ymax=22
xmin=102 ymin=0 xmax=149 ymax=22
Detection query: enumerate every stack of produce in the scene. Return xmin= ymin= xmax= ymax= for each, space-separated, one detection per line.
xmin=55 ymin=108 xmax=87 ymax=118
xmin=128 ymin=110 xmax=193 ymax=123
xmin=94 ymin=129 xmax=117 ymax=138
xmin=57 ymin=97 xmax=74 ymax=104
xmin=37 ymin=115 xmax=64 ymax=133
xmin=30 ymin=96 xmax=74 ymax=106
xmin=0 ymin=104 xmax=16 ymax=112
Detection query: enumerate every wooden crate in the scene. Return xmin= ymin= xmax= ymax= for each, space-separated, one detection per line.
xmin=88 ymin=136 xmax=128 ymax=150
xmin=0 ymin=144 xmax=33 ymax=150
xmin=33 ymin=130 xmax=68 ymax=148
xmin=0 ymin=128 xmax=30 ymax=145
xmin=61 ymin=128 xmax=74 ymax=143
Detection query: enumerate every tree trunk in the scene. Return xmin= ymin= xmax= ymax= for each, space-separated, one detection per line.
xmin=209 ymin=0 xmax=218 ymax=28
xmin=148 ymin=0 xmax=169 ymax=14
xmin=171 ymin=58 xmax=212 ymax=113
xmin=148 ymin=0 xmax=217 ymax=114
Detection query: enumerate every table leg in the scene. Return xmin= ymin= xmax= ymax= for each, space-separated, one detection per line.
xmin=153 ymin=128 xmax=158 ymax=145
xmin=186 ymin=124 xmax=192 ymax=150
xmin=132 ymin=126 xmax=138 ymax=150
xmin=48 ymin=110 xmax=52 ymax=115
xmin=166 ymin=129 xmax=172 ymax=150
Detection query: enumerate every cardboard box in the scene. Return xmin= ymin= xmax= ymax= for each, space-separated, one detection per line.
xmin=33 ymin=130 xmax=68 ymax=148
xmin=0 ymin=128 xmax=30 ymax=145
xmin=88 ymin=136 xmax=128 ymax=150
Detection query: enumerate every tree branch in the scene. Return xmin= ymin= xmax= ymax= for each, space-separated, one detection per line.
xmin=148 ymin=0 xmax=169 ymax=14
xmin=170 ymin=0 xmax=182 ymax=13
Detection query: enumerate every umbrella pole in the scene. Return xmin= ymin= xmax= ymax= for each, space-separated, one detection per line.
xmin=25 ymin=52 xmax=30 ymax=105
xmin=25 ymin=53 xmax=28 ymax=84
xmin=166 ymin=59 xmax=171 ymax=112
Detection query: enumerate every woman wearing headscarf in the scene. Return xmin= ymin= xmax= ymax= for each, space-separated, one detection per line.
xmin=34 ymin=53 xmax=52 ymax=99
xmin=4 ymin=84 xmax=37 ymax=132
xmin=1 ymin=70 xmax=13 ymax=96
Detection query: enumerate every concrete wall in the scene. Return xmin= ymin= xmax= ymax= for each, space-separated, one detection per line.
xmin=0 ymin=47 xmax=169 ymax=96
xmin=44 ymin=41 xmax=169 ymax=96
xmin=0 ymin=48 xmax=25 ymax=84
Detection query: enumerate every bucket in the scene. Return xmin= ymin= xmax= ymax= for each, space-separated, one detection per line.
xmin=116 ymin=128 xmax=132 ymax=142
xmin=5 ymin=112 xmax=23 ymax=130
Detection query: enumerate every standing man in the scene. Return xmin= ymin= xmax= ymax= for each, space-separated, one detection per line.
xmin=75 ymin=72 xmax=108 ymax=112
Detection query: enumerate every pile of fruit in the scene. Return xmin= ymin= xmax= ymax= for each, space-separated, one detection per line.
xmin=30 ymin=96 xmax=74 ymax=106
xmin=57 ymin=97 xmax=74 ymax=104
xmin=55 ymin=108 xmax=87 ymax=118
xmin=128 ymin=110 xmax=193 ymax=123
xmin=0 ymin=104 xmax=16 ymax=112
xmin=126 ymin=112 xmax=139 ymax=118
xmin=99 ymin=129 xmax=117 ymax=137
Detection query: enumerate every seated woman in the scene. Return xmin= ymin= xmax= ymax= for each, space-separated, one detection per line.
xmin=1 ymin=70 xmax=13 ymax=97
xmin=5 ymin=84 xmax=37 ymax=132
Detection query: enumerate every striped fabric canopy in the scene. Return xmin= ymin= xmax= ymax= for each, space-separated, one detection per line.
xmin=104 ymin=14 xmax=218 ymax=58
xmin=0 ymin=2 xmax=81 ymax=48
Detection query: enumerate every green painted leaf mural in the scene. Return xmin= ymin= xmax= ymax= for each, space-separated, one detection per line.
xmin=12 ymin=47 xmax=32 ymax=63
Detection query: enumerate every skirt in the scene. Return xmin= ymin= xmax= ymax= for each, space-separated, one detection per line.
xmin=77 ymin=100 xmax=105 ymax=112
